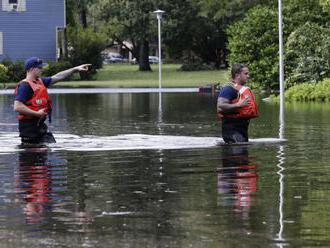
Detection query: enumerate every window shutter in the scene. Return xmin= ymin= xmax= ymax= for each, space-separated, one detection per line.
xmin=17 ymin=0 xmax=26 ymax=11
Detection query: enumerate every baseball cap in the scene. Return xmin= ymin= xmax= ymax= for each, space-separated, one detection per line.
xmin=24 ymin=57 xmax=48 ymax=71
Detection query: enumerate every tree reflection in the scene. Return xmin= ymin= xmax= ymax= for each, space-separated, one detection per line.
xmin=217 ymin=145 xmax=258 ymax=220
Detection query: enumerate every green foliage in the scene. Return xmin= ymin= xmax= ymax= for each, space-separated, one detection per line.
xmin=166 ymin=0 xmax=265 ymax=68
xmin=66 ymin=0 xmax=93 ymax=27
xmin=284 ymin=79 xmax=330 ymax=102
xmin=227 ymin=6 xmax=278 ymax=91
xmin=1 ymin=60 xmax=25 ymax=83
xmin=320 ymin=0 xmax=330 ymax=12
xmin=67 ymin=25 xmax=107 ymax=80
xmin=0 ymin=64 xmax=9 ymax=87
xmin=285 ymin=22 xmax=330 ymax=87
xmin=227 ymin=0 xmax=330 ymax=91
xmin=42 ymin=61 xmax=73 ymax=78
xmin=180 ymin=57 xmax=215 ymax=71
xmin=90 ymin=0 xmax=156 ymax=71
xmin=198 ymin=0 xmax=270 ymax=24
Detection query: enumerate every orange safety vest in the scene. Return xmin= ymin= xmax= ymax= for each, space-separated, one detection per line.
xmin=15 ymin=79 xmax=52 ymax=120
xmin=218 ymin=84 xmax=259 ymax=119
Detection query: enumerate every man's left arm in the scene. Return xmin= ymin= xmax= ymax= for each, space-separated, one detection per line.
xmin=50 ymin=64 xmax=91 ymax=85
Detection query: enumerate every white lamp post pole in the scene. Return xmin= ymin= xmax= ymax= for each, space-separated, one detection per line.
xmin=154 ymin=9 xmax=165 ymax=91
xmin=278 ymin=0 xmax=285 ymax=140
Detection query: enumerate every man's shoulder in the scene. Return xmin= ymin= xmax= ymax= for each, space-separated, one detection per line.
xmin=218 ymin=83 xmax=238 ymax=100
xmin=17 ymin=81 xmax=31 ymax=89
xmin=219 ymin=84 xmax=237 ymax=94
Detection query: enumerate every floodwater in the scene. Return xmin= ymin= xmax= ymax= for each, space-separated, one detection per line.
xmin=0 ymin=90 xmax=330 ymax=247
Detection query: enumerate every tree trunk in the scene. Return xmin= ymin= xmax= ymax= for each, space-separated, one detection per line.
xmin=138 ymin=40 xmax=151 ymax=71
xmin=80 ymin=7 xmax=88 ymax=28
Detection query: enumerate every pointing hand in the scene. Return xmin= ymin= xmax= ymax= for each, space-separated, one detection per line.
xmin=75 ymin=64 xmax=92 ymax=72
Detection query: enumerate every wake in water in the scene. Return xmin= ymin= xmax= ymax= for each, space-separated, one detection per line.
xmin=0 ymin=132 xmax=285 ymax=154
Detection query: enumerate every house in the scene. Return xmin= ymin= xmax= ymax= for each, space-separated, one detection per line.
xmin=0 ymin=0 xmax=66 ymax=62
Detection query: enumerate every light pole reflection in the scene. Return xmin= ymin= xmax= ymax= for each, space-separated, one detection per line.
xmin=276 ymin=145 xmax=286 ymax=246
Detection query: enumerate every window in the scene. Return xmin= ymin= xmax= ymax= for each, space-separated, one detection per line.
xmin=2 ymin=0 xmax=26 ymax=12
xmin=0 ymin=32 xmax=3 ymax=55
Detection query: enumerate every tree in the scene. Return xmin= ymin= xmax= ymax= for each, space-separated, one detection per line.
xmin=227 ymin=6 xmax=278 ymax=91
xmin=90 ymin=0 xmax=156 ymax=71
xmin=66 ymin=0 xmax=93 ymax=28
xmin=285 ymin=22 xmax=330 ymax=86
xmin=67 ymin=26 xmax=107 ymax=79
xmin=193 ymin=0 xmax=272 ymax=68
xmin=227 ymin=0 xmax=330 ymax=91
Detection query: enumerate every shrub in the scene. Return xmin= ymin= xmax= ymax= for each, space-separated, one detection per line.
xmin=1 ymin=60 xmax=25 ymax=83
xmin=227 ymin=0 xmax=330 ymax=92
xmin=43 ymin=61 xmax=73 ymax=78
xmin=67 ymin=25 xmax=107 ymax=80
xmin=285 ymin=22 xmax=330 ymax=87
xmin=0 ymin=64 xmax=9 ymax=87
xmin=275 ymin=78 xmax=330 ymax=102
xmin=180 ymin=62 xmax=214 ymax=71
xmin=179 ymin=55 xmax=215 ymax=71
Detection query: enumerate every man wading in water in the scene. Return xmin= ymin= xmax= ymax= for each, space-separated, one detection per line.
xmin=217 ymin=63 xmax=259 ymax=144
xmin=14 ymin=57 xmax=91 ymax=145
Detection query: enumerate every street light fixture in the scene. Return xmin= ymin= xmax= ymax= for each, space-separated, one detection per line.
xmin=154 ymin=9 xmax=165 ymax=91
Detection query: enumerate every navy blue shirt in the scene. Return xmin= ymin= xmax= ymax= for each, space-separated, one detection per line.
xmin=218 ymin=85 xmax=238 ymax=101
xmin=15 ymin=77 xmax=52 ymax=102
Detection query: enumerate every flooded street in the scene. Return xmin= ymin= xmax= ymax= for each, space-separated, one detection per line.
xmin=0 ymin=91 xmax=330 ymax=247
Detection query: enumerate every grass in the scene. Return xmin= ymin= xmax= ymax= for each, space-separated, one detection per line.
xmin=3 ymin=64 xmax=229 ymax=88
xmin=56 ymin=63 xmax=229 ymax=88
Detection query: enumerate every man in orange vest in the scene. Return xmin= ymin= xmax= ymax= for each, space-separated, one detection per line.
xmin=217 ymin=63 xmax=258 ymax=144
xmin=14 ymin=57 xmax=91 ymax=145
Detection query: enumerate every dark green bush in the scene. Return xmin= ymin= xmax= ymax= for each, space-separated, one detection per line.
xmin=179 ymin=56 xmax=215 ymax=71
xmin=43 ymin=61 xmax=73 ymax=78
xmin=0 ymin=64 xmax=9 ymax=87
xmin=180 ymin=62 xmax=214 ymax=71
xmin=273 ymin=78 xmax=330 ymax=102
xmin=227 ymin=7 xmax=278 ymax=91
xmin=285 ymin=22 xmax=330 ymax=87
xmin=67 ymin=25 xmax=107 ymax=80
xmin=1 ymin=60 xmax=25 ymax=83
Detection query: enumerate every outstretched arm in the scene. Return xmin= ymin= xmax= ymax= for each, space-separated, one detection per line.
xmin=50 ymin=64 xmax=91 ymax=85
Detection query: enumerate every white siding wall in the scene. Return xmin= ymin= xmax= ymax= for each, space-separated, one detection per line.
xmin=1 ymin=0 xmax=26 ymax=11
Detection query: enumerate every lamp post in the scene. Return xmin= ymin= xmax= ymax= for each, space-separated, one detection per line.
xmin=278 ymin=0 xmax=285 ymax=140
xmin=154 ymin=9 xmax=165 ymax=91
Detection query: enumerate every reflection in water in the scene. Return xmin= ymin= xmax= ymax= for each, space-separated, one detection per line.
xmin=276 ymin=145 xmax=286 ymax=246
xmin=157 ymin=91 xmax=163 ymax=134
xmin=16 ymin=149 xmax=53 ymax=225
xmin=276 ymin=86 xmax=286 ymax=246
xmin=217 ymin=145 xmax=258 ymax=220
xmin=15 ymin=149 xmax=93 ymax=228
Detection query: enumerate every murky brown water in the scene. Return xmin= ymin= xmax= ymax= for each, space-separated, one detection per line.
xmin=0 ymin=92 xmax=330 ymax=247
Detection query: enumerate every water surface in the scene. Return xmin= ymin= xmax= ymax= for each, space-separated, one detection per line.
xmin=0 ymin=92 xmax=330 ymax=247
